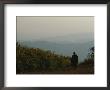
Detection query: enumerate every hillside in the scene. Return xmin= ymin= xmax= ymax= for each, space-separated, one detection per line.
xmin=16 ymin=42 xmax=94 ymax=74
xmin=20 ymin=40 xmax=94 ymax=62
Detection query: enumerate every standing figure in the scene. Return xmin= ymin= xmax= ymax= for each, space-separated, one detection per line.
xmin=71 ymin=52 xmax=78 ymax=68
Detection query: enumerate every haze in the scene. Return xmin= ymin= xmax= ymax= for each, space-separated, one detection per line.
xmin=17 ymin=16 xmax=94 ymax=42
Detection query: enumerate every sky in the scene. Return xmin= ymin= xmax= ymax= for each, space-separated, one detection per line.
xmin=17 ymin=16 xmax=94 ymax=42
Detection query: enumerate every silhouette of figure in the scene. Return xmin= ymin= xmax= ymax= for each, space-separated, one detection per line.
xmin=71 ymin=52 xmax=78 ymax=68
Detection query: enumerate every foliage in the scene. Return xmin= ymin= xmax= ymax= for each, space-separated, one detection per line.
xmin=16 ymin=42 xmax=71 ymax=73
xmin=87 ymin=47 xmax=94 ymax=60
xmin=80 ymin=47 xmax=94 ymax=67
xmin=16 ymin=42 xmax=94 ymax=74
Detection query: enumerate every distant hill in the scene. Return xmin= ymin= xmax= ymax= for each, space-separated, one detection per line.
xmin=17 ymin=32 xmax=94 ymax=44
xmin=19 ymin=40 xmax=94 ymax=62
xmin=45 ymin=33 xmax=94 ymax=44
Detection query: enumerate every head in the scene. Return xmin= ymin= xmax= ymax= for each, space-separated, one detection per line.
xmin=73 ymin=52 xmax=76 ymax=55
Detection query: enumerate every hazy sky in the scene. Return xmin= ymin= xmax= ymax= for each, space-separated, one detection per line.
xmin=17 ymin=16 xmax=94 ymax=41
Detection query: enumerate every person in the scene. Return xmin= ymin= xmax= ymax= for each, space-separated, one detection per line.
xmin=71 ymin=52 xmax=78 ymax=68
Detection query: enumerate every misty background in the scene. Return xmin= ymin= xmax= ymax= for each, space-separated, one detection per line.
xmin=17 ymin=16 xmax=94 ymax=62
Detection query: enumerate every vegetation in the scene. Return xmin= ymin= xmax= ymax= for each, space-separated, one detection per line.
xmin=80 ymin=47 xmax=94 ymax=66
xmin=16 ymin=42 xmax=94 ymax=74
